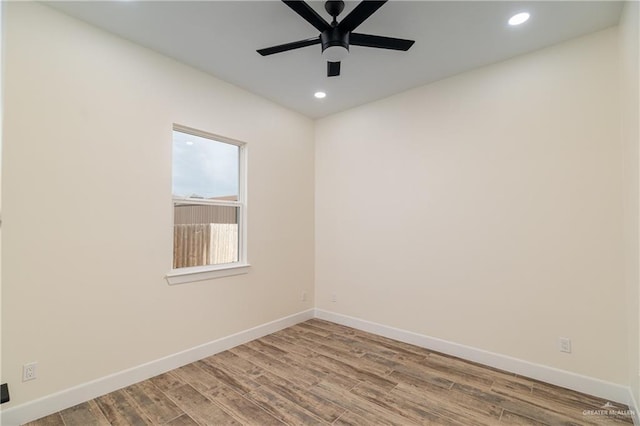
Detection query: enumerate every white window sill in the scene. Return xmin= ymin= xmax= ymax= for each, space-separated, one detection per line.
xmin=165 ymin=263 xmax=250 ymax=285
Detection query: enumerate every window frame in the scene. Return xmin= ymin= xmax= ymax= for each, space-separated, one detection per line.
xmin=166 ymin=124 xmax=249 ymax=285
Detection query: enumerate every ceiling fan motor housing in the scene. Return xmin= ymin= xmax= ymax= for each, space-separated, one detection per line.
xmin=321 ymin=27 xmax=349 ymax=61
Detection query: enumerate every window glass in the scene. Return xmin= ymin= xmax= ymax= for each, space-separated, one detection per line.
xmin=172 ymin=130 xmax=239 ymax=200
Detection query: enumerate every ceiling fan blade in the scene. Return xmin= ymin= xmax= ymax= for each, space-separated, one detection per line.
xmin=350 ymin=33 xmax=415 ymax=51
xmin=327 ymin=61 xmax=341 ymax=77
xmin=338 ymin=1 xmax=387 ymax=32
xmin=257 ymin=37 xmax=320 ymax=56
xmin=282 ymin=1 xmax=331 ymax=32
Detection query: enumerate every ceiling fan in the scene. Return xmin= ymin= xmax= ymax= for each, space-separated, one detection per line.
xmin=257 ymin=0 xmax=415 ymax=77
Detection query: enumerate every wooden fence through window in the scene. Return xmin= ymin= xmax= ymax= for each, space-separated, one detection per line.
xmin=173 ymin=223 xmax=238 ymax=268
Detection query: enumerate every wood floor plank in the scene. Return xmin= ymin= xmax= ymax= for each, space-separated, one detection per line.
xmin=287 ymin=352 xmax=362 ymax=391
xmin=310 ymin=380 xmax=418 ymax=426
xmin=388 ymin=364 xmax=456 ymax=391
xmin=500 ymin=410 xmax=548 ymax=425
xmin=247 ymin=338 xmax=289 ymax=357
xmin=328 ymin=327 xmax=428 ymax=365
xmin=244 ymin=338 xmax=331 ymax=385
xmin=305 ymin=351 xmax=398 ymax=391
xmin=203 ymin=350 xmax=265 ymax=380
xmin=123 ymin=380 xmax=184 ymax=424
xmin=413 ymin=354 xmax=496 ymax=390
xmin=244 ymin=385 xmax=327 ymax=425
xmin=398 ymin=373 xmax=505 ymax=423
xmin=27 ymin=319 xmax=632 ymax=426
xmin=148 ymin=372 xmax=185 ymax=393
xmin=162 ymin=413 xmax=199 ymax=426
xmin=321 ymin=346 xmax=393 ymax=377
xmin=491 ymin=376 xmax=534 ymax=397
xmin=23 ymin=412 xmax=65 ymax=426
xmin=306 ymin=331 xmax=369 ymax=358
xmin=209 ymin=384 xmax=284 ymax=425
xmin=429 ymin=351 xmax=519 ymax=378
xmin=435 ymin=382 xmax=504 ymax=420
xmin=260 ymin=333 xmax=317 ymax=358
xmin=255 ymin=371 xmax=346 ymax=423
xmin=280 ymin=328 xmax=370 ymax=362
xmin=500 ymin=385 xmax=634 ymax=426
xmin=491 ymin=382 xmax=604 ymax=425
xmin=451 ymin=382 xmax=593 ymax=426
xmin=332 ymin=410 xmax=377 ymax=426
xmin=165 ymin=383 xmax=240 ymax=425
xmin=350 ymin=380 xmax=447 ymax=425
xmin=94 ymin=390 xmax=154 ymax=426
xmin=360 ymin=351 xmax=408 ymax=372
xmin=532 ymin=381 xmax=621 ymax=411
xmin=291 ymin=322 xmax=333 ymax=337
xmin=391 ymin=382 xmax=496 ymax=426
xmin=60 ymin=400 xmax=111 ymax=426
xmin=229 ymin=344 xmax=320 ymax=388
xmin=346 ymin=329 xmax=432 ymax=359
xmin=331 ymin=332 xmax=399 ymax=358
xmin=196 ymin=357 xmax=261 ymax=394
xmin=296 ymin=332 xmax=393 ymax=376
xmin=265 ymin=332 xmax=362 ymax=389
xmin=306 ymin=319 xmax=358 ymax=335
xmin=171 ymin=363 xmax=227 ymax=395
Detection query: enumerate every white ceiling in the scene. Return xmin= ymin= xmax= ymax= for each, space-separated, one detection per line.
xmin=48 ymin=1 xmax=624 ymax=118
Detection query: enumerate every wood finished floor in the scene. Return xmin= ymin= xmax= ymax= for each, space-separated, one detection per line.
xmin=26 ymin=319 xmax=633 ymax=426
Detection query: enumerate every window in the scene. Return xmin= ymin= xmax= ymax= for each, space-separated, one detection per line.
xmin=166 ymin=126 xmax=248 ymax=284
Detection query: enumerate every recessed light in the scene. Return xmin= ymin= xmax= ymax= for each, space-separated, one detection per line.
xmin=186 ymin=141 xmax=194 ymax=146
xmin=508 ymin=12 xmax=530 ymax=26
xmin=314 ymin=91 xmax=327 ymax=99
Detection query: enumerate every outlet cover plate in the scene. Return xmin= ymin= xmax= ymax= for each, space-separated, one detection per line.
xmin=23 ymin=362 xmax=37 ymax=382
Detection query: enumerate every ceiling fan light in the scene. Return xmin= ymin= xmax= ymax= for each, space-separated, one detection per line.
xmin=322 ymin=45 xmax=349 ymax=62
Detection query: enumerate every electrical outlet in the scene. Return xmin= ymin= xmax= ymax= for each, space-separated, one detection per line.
xmin=301 ymin=291 xmax=307 ymax=302
xmin=559 ymin=337 xmax=572 ymax=353
xmin=23 ymin=362 xmax=37 ymax=382
xmin=331 ymin=293 xmax=337 ymax=302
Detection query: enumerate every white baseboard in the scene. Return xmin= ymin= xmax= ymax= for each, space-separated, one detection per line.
xmin=314 ymin=308 xmax=634 ymax=408
xmin=0 ymin=309 xmax=314 ymax=426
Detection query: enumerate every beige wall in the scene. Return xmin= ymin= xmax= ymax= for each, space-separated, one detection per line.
xmin=620 ymin=0 xmax=640 ymax=403
xmin=316 ymin=28 xmax=627 ymax=384
xmin=1 ymin=2 xmax=314 ymax=407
